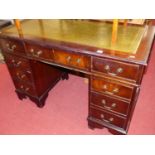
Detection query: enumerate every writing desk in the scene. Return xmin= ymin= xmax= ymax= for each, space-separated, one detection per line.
xmin=0 ymin=20 xmax=154 ymax=134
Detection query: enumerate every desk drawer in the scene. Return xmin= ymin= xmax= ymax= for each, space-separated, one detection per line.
xmin=0 ymin=38 xmax=25 ymax=53
xmin=89 ymin=107 xmax=126 ymax=128
xmin=4 ymin=53 xmax=30 ymax=69
xmin=14 ymin=80 xmax=36 ymax=96
xmin=90 ymin=92 xmax=130 ymax=116
xmin=53 ymin=49 xmax=90 ymax=71
xmin=92 ymin=57 xmax=140 ymax=82
xmin=11 ymin=69 xmax=33 ymax=84
xmin=25 ymin=42 xmax=53 ymax=60
xmin=91 ymin=76 xmax=134 ymax=100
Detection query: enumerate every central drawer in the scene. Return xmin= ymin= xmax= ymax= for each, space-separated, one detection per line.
xmin=91 ymin=76 xmax=135 ymax=100
xmin=53 ymin=49 xmax=90 ymax=71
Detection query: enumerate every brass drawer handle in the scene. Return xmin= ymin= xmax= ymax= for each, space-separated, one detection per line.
xmin=117 ymin=68 xmax=123 ymax=74
xmin=6 ymin=43 xmax=16 ymax=51
xmin=104 ymin=90 xmax=119 ymax=95
xmin=66 ymin=56 xmax=71 ymax=63
xmin=30 ymin=48 xmax=34 ymax=53
xmin=104 ymin=65 xmax=110 ymax=71
xmin=102 ymin=85 xmax=119 ymax=95
xmin=21 ymin=74 xmax=26 ymax=79
xmin=113 ymin=88 xmax=119 ymax=93
xmin=20 ymin=85 xmax=29 ymax=92
xmin=26 ymin=70 xmax=31 ymax=74
xmin=36 ymin=50 xmax=43 ymax=57
xmin=30 ymin=49 xmax=43 ymax=57
xmin=11 ymin=60 xmax=22 ymax=67
xmin=11 ymin=59 xmax=15 ymax=63
xmin=25 ymin=87 xmax=30 ymax=91
xmin=76 ymin=58 xmax=81 ymax=64
xmin=101 ymin=99 xmax=117 ymax=110
xmin=104 ymin=65 xmax=123 ymax=76
xmin=17 ymin=73 xmax=26 ymax=79
xmin=16 ymin=61 xmax=22 ymax=67
xmin=102 ymin=84 xmax=108 ymax=90
xmin=20 ymin=85 xmax=24 ymax=89
xmin=100 ymin=114 xmax=114 ymax=123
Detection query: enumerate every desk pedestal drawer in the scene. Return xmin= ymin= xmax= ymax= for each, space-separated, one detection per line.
xmin=14 ymin=80 xmax=37 ymax=96
xmin=92 ymin=57 xmax=141 ymax=82
xmin=0 ymin=38 xmax=25 ymax=53
xmin=11 ymin=70 xmax=33 ymax=83
xmin=89 ymin=108 xmax=126 ymax=129
xmin=90 ymin=92 xmax=130 ymax=116
xmin=4 ymin=53 xmax=31 ymax=69
xmin=91 ymin=76 xmax=134 ymax=100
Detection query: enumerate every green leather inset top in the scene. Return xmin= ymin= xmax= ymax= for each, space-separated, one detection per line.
xmin=2 ymin=20 xmax=146 ymax=54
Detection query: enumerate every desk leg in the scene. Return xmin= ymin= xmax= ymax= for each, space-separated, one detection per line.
xmin=30 ymin=93 xmax=49 ymax=108
xmin=15 ymin=90 xmax=27 ymax=100
xmin=61 ymin=72 xmax=69 ymax=80
xmin=88 ymin=120 xmax=104 ymax=130
xmin=15 ymin=90 xmax=48 ymax=108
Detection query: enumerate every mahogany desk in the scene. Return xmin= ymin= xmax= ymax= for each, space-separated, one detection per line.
xmin=0 ymin=20 xmax=154 ymax=134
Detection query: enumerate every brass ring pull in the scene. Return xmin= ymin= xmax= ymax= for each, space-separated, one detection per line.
xmin=104 ymin=65 xmax=123 ymax=76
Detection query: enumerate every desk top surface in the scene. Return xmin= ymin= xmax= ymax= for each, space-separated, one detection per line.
xmin=1 ymin=20 xmax=155 ymax=65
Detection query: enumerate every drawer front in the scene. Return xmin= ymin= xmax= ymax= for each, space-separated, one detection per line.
xmin=0 ymin=38 xmax=25 ymax=53
xmin=92 ymin=57 xmax=140 ymax=81
xmin=25 ymin=42 xmax=53 ymax=60
xmin=90 ymin=92 xmax=130 ymax=116
xmin=91 ymin=76 xmax=134 ymax=100
xmin=14 ymin=80 xmax=36 ymax=96
xmin=89 ymin=108 xmax=126 ymax=128
xmin=53 ymin=49 xmax=90 ymax=71
xmin=4 ymin=53 xmax=30 ymax=69
xmin=9 ymin=68 xmax=33 ymax=83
